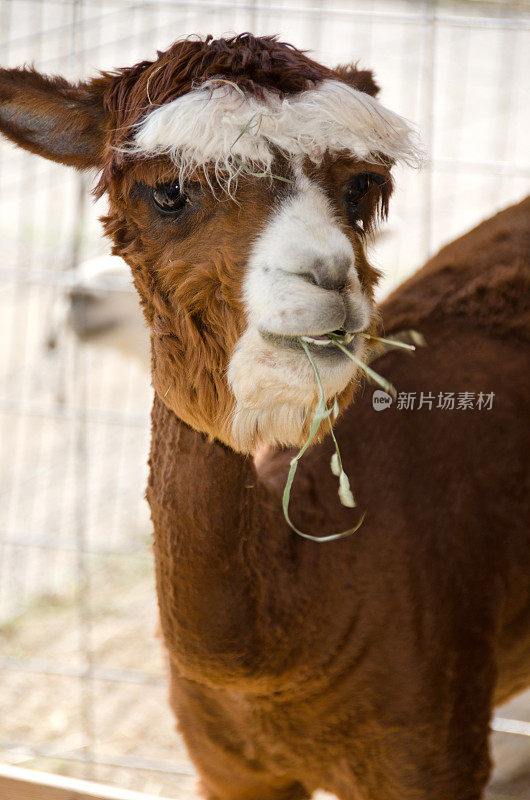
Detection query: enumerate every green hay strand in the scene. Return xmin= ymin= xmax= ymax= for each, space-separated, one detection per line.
xmin=361 ymin=329 xmax=427 ymax=364
xmin=327 ymin=334 xmax=398 ymax=399
xmin=281 ymin=340 xmax=366 ymax=543
xmin=358 ymin=332 xmax=416 ymax=351
xmin=281 ymin=329 xmax=424 ymax=541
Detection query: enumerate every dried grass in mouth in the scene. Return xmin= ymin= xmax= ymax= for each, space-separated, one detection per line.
xmin=281 ymin=340 xmax=365 ymax=543
xmin=282 ymin=330 xmax=425 ymax=542
xmin=327 ymin=332 xmax=397 ymax=399
xmin=360 ymin=329 xmax=426 ymax=364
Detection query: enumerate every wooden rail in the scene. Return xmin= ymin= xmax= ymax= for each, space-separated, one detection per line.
xmin=1 ymin=762 xmax=526 ymax=800
xmin=0 ymin=764 xmax=175 ymax=800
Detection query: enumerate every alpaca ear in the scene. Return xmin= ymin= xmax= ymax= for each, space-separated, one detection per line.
xmin=0 ymin=67 xmax=109 ymax=169
xmin=332 ymin=65 xmax=380 ymax=97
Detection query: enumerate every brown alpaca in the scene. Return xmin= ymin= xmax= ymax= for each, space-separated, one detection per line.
xmin=1 ymin=34 xmax=529 ymax=800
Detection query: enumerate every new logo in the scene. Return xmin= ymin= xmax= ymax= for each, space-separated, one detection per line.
xmin=372 ymin=390 xmax=393 ymax=411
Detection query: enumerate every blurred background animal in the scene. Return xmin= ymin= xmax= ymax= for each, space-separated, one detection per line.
xmin=47 ymin=254 xmax=150 ymax=369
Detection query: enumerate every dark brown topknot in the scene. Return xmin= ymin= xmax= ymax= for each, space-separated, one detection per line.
xmin=102 ymin=34 xmax=332 ymax=143
xmin=93 ymin=33 xmax=379 ymax=194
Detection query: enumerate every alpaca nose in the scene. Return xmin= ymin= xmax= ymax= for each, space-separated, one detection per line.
xmin=302 ymin=255 xmax=352 ymax=292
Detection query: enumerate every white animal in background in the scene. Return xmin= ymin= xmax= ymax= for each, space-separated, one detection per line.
xmin=47 ymin=254 xmax=150 ymax=369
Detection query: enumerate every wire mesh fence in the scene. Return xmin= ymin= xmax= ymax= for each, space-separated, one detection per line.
xmin=0 ymin=0 xmax=529 ymax=797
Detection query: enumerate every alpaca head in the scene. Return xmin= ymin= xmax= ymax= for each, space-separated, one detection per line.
xmin=0 ymin=34 xmax=420 ymax=452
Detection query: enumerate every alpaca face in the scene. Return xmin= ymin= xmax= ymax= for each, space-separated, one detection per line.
xmin=108 ymin=79 xmax=414 ymax=451
xmin=102 ymin=152 xmax=385 ymax=452
xmin=0 ymin=34 xmax=420 ymax=452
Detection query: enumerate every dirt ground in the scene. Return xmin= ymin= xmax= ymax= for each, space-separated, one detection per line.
xmin=0 ymin=553 xmax=198 ymax=798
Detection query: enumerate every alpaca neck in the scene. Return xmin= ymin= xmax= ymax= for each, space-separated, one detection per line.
xmin=147 ymin=394 xmax=285 ymax=686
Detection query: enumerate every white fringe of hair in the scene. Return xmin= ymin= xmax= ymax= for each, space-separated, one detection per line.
xmin=127 ymin=78 xmax=422 ymax=192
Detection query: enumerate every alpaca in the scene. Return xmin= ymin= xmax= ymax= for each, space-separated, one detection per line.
xmin=1 ymin=34 xmax=529 ymax=800
xmin=47 ymin=254 xmax=150 ymax=367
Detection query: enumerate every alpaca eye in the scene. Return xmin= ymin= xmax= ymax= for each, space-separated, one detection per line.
xmin=344 ymin=172 xmax=388 ymax=218
xmin=344 ymin=173 xmax=375 ymax=215
xmin=152 ymin=182 xmax=187 ymax=214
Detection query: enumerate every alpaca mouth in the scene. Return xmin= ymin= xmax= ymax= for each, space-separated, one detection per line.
xmin=301 ymin=330 xmax=354 ymax=346
xmin=260 ymin=328 xmax=361 ymax=357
